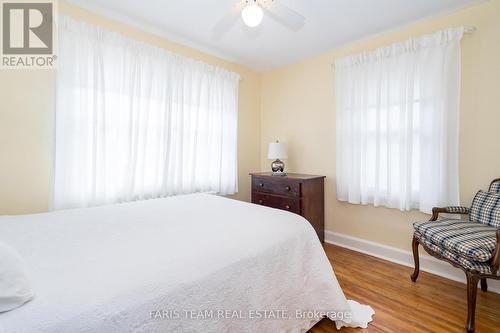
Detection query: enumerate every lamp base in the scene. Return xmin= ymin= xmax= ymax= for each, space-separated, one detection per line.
xmin=271 ymin=159 xmax=286 ymax=176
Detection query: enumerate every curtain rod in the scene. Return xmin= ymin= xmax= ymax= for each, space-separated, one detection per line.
xmin=330 ymin=26 xmax=477 ymax=69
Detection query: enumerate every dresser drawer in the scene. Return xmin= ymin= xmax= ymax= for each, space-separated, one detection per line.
xmin=252 ymin=176 xmax=301 ymax=197
xmin=252 ymin=193 xmax=301 ymax=214
xmin=250 ymin=173 xmax=325 ymax=242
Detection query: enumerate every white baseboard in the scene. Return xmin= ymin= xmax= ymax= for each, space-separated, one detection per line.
xmin=324 ymin=230 xmax=500 ymax=294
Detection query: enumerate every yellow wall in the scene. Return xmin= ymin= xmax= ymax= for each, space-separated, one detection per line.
xmin=260 ymin=0 xmax=500 ymax=251
xmin=0 ymin=1 xmax=261 ymax=214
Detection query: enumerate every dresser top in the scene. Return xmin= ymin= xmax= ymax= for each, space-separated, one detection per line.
xmin=249 ymin=172 xmax=325 ymax=180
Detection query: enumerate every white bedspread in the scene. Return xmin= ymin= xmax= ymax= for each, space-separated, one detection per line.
xmin=0 ymin=194 xmax=373 ymax=333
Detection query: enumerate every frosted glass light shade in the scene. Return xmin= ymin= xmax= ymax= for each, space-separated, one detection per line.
xmin=268 ymin=141 xmax=288 ymax=160
xmin=241 ymin=4 xmax=264 ymax=28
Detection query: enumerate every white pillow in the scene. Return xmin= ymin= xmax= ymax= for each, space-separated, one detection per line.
xmin=0 ymin=241 xmax=35 ymax=312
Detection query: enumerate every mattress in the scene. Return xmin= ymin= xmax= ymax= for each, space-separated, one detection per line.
xmin=0 ymin=193 xmax=372 ymax=332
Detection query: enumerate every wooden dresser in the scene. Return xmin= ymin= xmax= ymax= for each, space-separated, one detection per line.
xmin=250 ymin=172 xmax=326 ymax=242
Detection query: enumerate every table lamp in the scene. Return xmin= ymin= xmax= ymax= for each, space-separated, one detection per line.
xmin=268 ymin=140 xmax=288 ymax=176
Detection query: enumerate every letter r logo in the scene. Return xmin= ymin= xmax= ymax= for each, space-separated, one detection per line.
xmin=2 ymin=1 xmax=53 ymax=54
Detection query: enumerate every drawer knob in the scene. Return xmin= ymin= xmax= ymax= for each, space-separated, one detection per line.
xmin=258 ymin=200 xmax=263 ymax=204
xmin=259 ymin=183 xmax=264 ymax=187
xmin=285 ymin=186 xmax=291 ymax=191
xmin=285 ymin=205 xmax=290 ymax=210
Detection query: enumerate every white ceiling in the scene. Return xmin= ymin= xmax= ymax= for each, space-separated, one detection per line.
xmin=66 ymin=0 xmax=480 ymax=72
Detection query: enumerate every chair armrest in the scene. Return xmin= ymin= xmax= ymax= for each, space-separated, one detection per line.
xmin=492 ymin=229 xmax=500 ymax=274
xmin=430 ymin=206 xmax=470 ymax=221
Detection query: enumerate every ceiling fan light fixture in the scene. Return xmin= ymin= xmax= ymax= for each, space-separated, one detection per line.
xmin=241 ymin=3 xmax=264 ymax=27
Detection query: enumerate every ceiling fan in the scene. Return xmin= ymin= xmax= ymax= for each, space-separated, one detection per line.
xmin=212 ymin=0 xmax=305 ymax=36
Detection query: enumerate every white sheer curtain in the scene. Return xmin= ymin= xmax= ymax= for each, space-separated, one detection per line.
xmin=53 ymin=16 xmax=240 ymax=210
xmin=335 ymin=27 xmax=468 ymax=213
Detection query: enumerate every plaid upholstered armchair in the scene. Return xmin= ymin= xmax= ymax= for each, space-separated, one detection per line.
xmin=411 ymin=178 xmax=500 ymax=333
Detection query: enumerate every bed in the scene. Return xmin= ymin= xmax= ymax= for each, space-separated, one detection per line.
xmin=0 ymin=193 xmax=372 ymax=333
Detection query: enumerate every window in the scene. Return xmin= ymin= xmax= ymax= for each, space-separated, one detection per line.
xmin=335 ymin=27 xmax=468 ymax=213
xmin=52 ymin=16 xmax=239 ymax=210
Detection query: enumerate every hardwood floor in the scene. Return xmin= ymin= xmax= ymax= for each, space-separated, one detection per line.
xmin=310 ymin=244 xmax=500 ymax=333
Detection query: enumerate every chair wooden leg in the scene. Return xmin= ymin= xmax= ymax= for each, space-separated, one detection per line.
xmin=480 ymin=278 xmax=488 ymax=292
xmin=411 ymin=236 xmax=420 ymax=282
xmin=466 ymin=273 xmax=480 ymax=333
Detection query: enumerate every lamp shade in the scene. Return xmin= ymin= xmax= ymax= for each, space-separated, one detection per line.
xmin=268 ymin=141 xmax=288 ymax=160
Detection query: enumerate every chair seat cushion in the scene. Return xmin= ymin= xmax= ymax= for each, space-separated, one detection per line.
xmin=415 ymin=234 xmax=494 ymax=275
xmin=413 ymin=219 xmax=497 ymax=262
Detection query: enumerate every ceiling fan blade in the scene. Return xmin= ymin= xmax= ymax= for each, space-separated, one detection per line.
xmin=211 ymin=2 xmax=245 ymax=39
xmin=261 ymin=0 xmax=305 ymax=31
